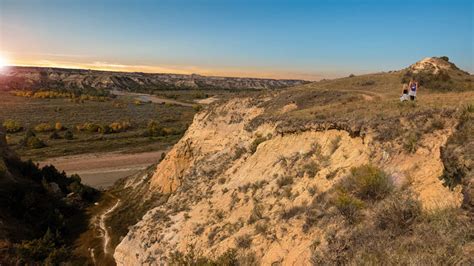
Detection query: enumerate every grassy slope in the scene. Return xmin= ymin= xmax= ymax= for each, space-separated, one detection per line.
xmin=150 ymin=64 xmax=474 ymax=264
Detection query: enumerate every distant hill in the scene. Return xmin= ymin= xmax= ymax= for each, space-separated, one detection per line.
xmin=0 ymin=66 xmax=309 ymax=93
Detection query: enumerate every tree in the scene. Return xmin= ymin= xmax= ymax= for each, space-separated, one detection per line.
xmin=49 ymin=132 xmax=61 ymax=140
xmin=2 ymin=119 xmax=23 ymax=133
xmin=64 ymin=130 xmax=74 ymax=140
xmin=147 ymin=120 xmax=164 ymax=137
xmin=54 ymin=122 xmax=64 ymax=131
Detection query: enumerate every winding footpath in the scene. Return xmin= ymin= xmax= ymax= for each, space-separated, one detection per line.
xmin=99 ymin=198 xmax=121 ymax=255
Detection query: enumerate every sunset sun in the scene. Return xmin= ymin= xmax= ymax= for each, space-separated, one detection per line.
xmin=0 ymin=55 xmax=8 ymax=69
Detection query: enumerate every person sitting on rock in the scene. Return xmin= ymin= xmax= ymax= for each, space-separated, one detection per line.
xmin=400 ymin=83 xmax=409 ymax=102
xmin=408 ymin=79 xmax=419 ymax=101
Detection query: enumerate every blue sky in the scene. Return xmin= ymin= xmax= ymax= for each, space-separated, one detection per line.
xmin=0 ymin=0 xmax=472 ymax=79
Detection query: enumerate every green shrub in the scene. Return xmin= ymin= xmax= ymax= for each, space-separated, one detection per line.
xmin=146 ymin=120 xmax=164 ymax=137
xmin=342 ymin=165 xmax=393 ymax=201
xmin=34 ymin=123 xmax=54 ymax=132
xmin=193 ymin=105 xmax=203 ymax=112
xmin=109 ymin=121 xmax=131 ymax=133
xmin=64 ymin=130 xmax=74 ymax=140
xmin=26 ymin=136 xmax=46 ymax=149
xmin=3 ymin=119 xmax=23 ymax=133
xmin=76 ymin=122 xmax=101 ymax=133
xmin=16 ymin=229 xmax=68 ymax=263
xmin=334 ymin=192 xmax=364 ymax=224
xmin=464 ymin=103 xmax=474 ymax=113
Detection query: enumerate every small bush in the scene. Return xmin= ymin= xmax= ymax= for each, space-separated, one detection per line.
xmin=233 ymin=146 xmax=247 ymax=160
xmin=254 ymin=222 xmax=268 ymax=235
xmin=334 ymin=192 xmax=364 ymax=224
xmin=193 ymin=105 xmax=203 ymax=112
xmin=326 ymin=169 xmax=338 ymax=180
xmin=3 ymin=119 xmax=23 ymax=133
xmin=109 ymin=121 xmax=131 ymax=133
xmin=329 ymin=135 xmax=342 ymax=154
xmin=430 ymin=118 xmax=444 ymax=131
xmin=49 ymin=132 xmax=61 ymax=140
xmin=403 ymin=132 xmax=420 ymax=153
xmin=276 ymin=176 xmax=294 ymax=188
xmin=146 ymin=120 xmax=164 ymax=137
xmin=54 ymin=122 xmax=64 ymax=131
xmin=235 ymin=234 xmax=252 ymax=249
xmin=302 ymin=162 xmax=320 ymax=178
xmin=342 ymin=165 xmax=393 ymax=201
xmin=247 ymin=204 xmax=264 ymax=224
xmin=281 ymin=204 xmax=306 ymax=220
xmin=34 ymin=123 xmax=54 ymax=132
xmin=76 ymin=122 xmax=101 ymax=133
xmin=64 ymin=130 xmax=74 ymax=140
xmin=26 ymin=136 xmax=46 ymax=149
xmin=375 ymin=193 xmax=422 ymax=233
xmin=16 ymin=229 xmax=68 ymax=263
xmin=249 ymin=136 xmax=268 ymax=154
xmin=464 ymin=103 xmax=474 ymax=113
xmin=360 ymin=80 xmax=376 ymax=86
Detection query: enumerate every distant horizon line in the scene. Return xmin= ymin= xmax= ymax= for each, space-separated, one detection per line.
xmin=4 ymin=63 xmax=324 ymax=81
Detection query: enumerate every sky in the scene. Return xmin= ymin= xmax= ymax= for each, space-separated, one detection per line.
xmin=0 ymin=0 xmax=472 ymax=80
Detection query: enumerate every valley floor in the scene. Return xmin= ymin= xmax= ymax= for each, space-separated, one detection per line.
xmin=38 ymin=150 xmax=167 ymax=188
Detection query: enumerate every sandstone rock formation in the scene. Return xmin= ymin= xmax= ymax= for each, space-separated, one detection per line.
xmin=112 ymin=58 xmax=473 ymax=264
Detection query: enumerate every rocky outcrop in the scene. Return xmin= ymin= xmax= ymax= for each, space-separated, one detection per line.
xmin=114 ymin=96 xmax=464 ymax=265
xmin=0 ymin=67 xmax=308 ymax=92
xmin=112 ymin=58 xmax=472 ymax=265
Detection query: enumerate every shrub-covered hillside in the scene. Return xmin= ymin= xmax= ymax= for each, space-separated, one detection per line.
xmin=0 ymin=126 xmax=98 ymax=264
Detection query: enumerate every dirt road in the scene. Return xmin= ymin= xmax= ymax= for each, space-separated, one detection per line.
xmin=111 ymin=90 xmax=196 ymax=107
xmin=38 ymin=150 xmax=166 ymax=188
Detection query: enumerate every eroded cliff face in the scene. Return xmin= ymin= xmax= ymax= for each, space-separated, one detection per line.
xmin=0 ymin=66 xmax=308 ymax=92
xmin=114 ymin=95 xmax=463 ymax=265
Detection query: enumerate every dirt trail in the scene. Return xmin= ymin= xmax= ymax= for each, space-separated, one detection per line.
xmin=100 ymin=198 xmax=121 ymax=255
xmin=38 ymin=150 xmax=166 ymax=188
xmin=111 ymin=90 xmax=196 ymax=107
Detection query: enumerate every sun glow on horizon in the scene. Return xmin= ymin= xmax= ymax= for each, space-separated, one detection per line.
xmin=0 ymin=55 xmax=9 ymax=70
